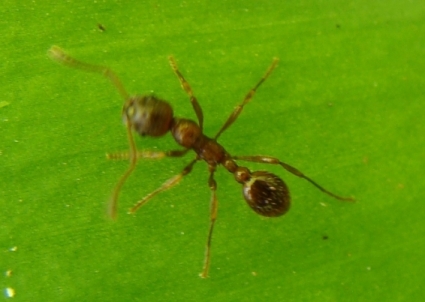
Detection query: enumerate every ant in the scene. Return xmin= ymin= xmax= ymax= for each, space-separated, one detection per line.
xmin=49 ymin=46 xmax=355 ymax=278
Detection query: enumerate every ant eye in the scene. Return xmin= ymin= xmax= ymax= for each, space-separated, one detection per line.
xmin=242 ymin=171 xmax=290 ymax=217
xmin=126 ymin=105 xmax=135 ymax=118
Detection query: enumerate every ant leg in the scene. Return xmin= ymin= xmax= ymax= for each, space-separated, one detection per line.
xmin=107 ymin=149 xmax=189 ymax=160
xmin=214 ymin=58 xmax=279 ymax=140
xmin=169 ymin=56 xmax=204 ymax=130
xmin=48 ymin=46 xmax=129 ymax=101
xmin=129 ymin=158 xmax=198 ymax=214
xmin=233 ymin=155 xmax=355 ymax=202
xmin=200 ymin=165 xmax=218 ymax=279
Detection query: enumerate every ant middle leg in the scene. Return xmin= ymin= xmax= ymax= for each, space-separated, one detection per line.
xmin=200 ymin=165 xmax=218 ymax=279
xmin=232 ymin=155 xmax=355 ymax=202
xmin=214 ymin=58 xmax=279 ymax=140
xmin=107 ymin=149 xmax=189 ymax=160
xmin=169 ymin=56 xmax=204 ymax=130
xmin=108 ymin=149 xmax=189 ymax=217
xmin=129 ymin=158 xmax=198 ymax=214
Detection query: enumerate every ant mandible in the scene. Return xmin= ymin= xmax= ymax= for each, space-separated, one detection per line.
xmin=49 ymin=46 xmax=355 ymax=278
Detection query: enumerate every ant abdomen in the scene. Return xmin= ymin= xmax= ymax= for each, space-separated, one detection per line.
xmin=124 ymin=95 xmax=173 ymax=137
xmin=242 ymin=171 xmax=290 ymax=217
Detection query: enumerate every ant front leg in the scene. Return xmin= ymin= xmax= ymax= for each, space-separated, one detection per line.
xmin=129 ymin=158 xmax=198 ymax=214
xmin=169 ymin=56 xmax=204 ymax=130
xmin=200 ymin=165 xmax=218 ymax=279
xmin=232 ymin=155 xmax=355 ymax=202
xmin=107 ymin=149 xmax=189 ymax=160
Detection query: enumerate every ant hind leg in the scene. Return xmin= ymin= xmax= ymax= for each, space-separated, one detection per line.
xmin=200 ymin=166 xmax=218 ymax=279
xmin=232 ymin=155 xmax=355 ymax=202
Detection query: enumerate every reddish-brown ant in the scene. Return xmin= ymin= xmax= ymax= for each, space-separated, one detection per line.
xmin=49 ymin=46 xmax=355 ymax=278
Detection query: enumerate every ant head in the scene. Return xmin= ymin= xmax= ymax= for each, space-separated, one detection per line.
xmin=123 ymin=95 xmax=174 ymax=137
xmin=242 ymin=171 xmax=290 ymax=217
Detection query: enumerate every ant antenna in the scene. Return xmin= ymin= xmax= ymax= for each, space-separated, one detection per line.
xmin=48 ymin=46 xmax=138 ymax=219
xmin=108 ymin=121 xmax=138 ymax=219
xmin=48 ymin=46 xmax=130 ymax=101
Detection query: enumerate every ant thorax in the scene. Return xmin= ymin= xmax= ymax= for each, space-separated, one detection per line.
xmin=170 ymin=117 xmax=201 ymax=148
xmin=171 ymin=117 xmax=227 ymax=165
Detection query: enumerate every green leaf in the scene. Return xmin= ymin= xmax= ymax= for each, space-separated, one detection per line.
xmin=1 ymin=1 xmax=424 ymax=301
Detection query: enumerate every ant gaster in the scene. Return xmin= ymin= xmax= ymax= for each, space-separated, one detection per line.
xmin=49 ymin=46 xmax=355 ymax=278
